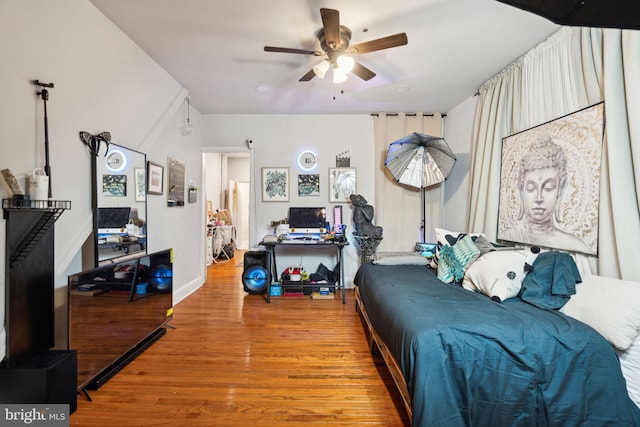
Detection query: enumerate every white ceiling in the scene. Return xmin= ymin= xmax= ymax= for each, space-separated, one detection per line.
xmin=88 ymin=0 xmax=558 ymax=115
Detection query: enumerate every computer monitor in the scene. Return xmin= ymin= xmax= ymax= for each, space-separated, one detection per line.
xmin=288 ymin=207 xmax=327 ymax=234
xmin=97 ymin=207 xmax=131 ymax=234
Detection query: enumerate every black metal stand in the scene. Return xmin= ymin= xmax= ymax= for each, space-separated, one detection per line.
xmin=34 ymin=80 xmax=55 ymax=199
xmin=80 ymin=388 xmax=93 ymax=402
xmin=86 ymin=327 xmax=167 ymax=391
xmin=353 ymin=234 xmax=383 ymax=265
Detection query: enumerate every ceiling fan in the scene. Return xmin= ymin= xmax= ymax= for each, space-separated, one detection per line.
xmin=264 ymin=8 xmax=408 ymax=82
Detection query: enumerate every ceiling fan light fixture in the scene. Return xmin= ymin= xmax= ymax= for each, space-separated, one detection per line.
xmin=336 ymin=55 xmax=354 ymax=73
xmin=181 ymin=121 xmax=193 ymax=136
xmin=264 ymin=8 xmax=409 ymax=85
xmin=332 ymin=67 xmax=348 ymax=84
xmin=313 ymin=60 xmax=330 ymax=79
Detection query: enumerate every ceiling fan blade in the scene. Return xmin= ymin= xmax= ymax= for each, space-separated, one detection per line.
xmin=264 ymin=46 xmax=319 ymax=55
xmin=320 ymin=8 xmax=341 ymax=49
xmin=348 ymin=32 xmax=408 ymax=55
xmin=299 ymin=69 xmax=316 ymax=82
xmin=351 ymin=61 xmax=376 ymax=81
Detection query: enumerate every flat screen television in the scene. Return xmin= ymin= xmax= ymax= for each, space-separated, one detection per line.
xmin=67 ymin=248 xmax=173 ymax=391
xmin=97 ymin=207 xmax=131 ymax=234
xmin=288 ymin=207 xmax=327 ymax=234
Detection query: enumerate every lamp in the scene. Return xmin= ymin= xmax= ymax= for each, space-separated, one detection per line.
xmin=313 ymin=60 xmax=330 ymax=79
xmin=332 ymin=66 xmax=348 ymax=84
xmin=313 ymin=56 xmax=354 ymax=83
xmin=336 ymin=55 xmax=354 ymax=73
xmin=385 ymin=133 xmax=456 ymax=242
xmin=181 ymin=97 xmax=193 ymax=136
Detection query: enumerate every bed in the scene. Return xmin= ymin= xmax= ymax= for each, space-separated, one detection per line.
xmin=354 ymin=259 xmax=640 ymax=426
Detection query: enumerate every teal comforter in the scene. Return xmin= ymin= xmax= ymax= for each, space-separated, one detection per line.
xmin=355 ymin=263 xmax=640 ymax=427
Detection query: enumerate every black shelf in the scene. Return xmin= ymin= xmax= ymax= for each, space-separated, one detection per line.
xmin=2 ymin=198 xmax=71 ymax=212
xmin=2 ymin=198 xmax=71 ymax=266
xmin=280 ymin=280 xmax=335 ymax=295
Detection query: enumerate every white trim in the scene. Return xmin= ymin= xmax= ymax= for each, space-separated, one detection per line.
xmin=201 ymin=146 xmax=255 ymax=249
xmin=173 ymin=275 xmax=206 ymax=305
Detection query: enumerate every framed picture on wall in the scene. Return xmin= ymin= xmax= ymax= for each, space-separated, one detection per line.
xmin=167 ymin=157 xmax=186 ymax=207
xmin=298 ymin=174 xmax=320 ymax=197
xmin=147 ymin=161 xmax=164 ymax=195
xmin=102 ymin=174 xmax=126 ymax=197
xmin=134 ymin=168 xmax=146 ymax=202
xmin=329 ymin=167 xmax=356 ymax=202
xmin=497 ymin=102 xmax=604 ymax=255
xmin=262 ymin=167 xmax=289 ymax=202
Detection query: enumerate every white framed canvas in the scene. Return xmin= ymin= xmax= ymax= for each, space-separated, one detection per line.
xmin=329 ymin=167 xmax=356 ymax=203
xmin=134 ymin=168 xmax=146 ymax=202
xmin=497 ymin=102 xmax=604 ymax=255
xmin=262 ymin=167 xmax=289 ymax=202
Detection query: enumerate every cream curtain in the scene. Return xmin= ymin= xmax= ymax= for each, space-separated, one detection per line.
xmin=373 ymin=113 xmax=443 ymax=251
xmin=469 ymin=27 xmax=640 ymax=280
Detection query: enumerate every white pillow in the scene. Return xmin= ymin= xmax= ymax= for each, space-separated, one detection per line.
xmin=617 ymin=334 xmax=640 ymax=408
xmin=462 ymin=250 xmax=538 ymax=302
xmin=560 ymin=274 xmax=640 ymax=351
xmin=372 ymin=252 xmax=429 ymax=266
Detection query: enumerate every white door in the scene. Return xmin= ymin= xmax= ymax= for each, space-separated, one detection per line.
xmin=229 ymin=180 xmax=250 ymax=249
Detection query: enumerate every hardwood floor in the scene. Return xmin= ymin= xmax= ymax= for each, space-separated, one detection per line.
xmin=70 ymin=251 xmax=409 ymax=426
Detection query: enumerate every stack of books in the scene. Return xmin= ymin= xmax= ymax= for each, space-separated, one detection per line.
xmin=311 ymin=287 xmax=334 ymax=299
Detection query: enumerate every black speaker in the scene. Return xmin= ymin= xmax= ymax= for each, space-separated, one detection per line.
xmin=0 ymin=350 xmax=78 ymax=413
xmin=242 ymin=251 xmax=269 ymax=294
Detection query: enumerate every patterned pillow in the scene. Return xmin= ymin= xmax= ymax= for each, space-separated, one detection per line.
xmin=430 ymin=228 xmax=485 ymax=269
xmin=437 ymin=234 xmax=481 ymax=284
xmin=462 ymin=249 xmax=539 ymax=302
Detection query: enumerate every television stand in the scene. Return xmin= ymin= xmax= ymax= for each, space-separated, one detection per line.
xmin=84 ymin=326 xmax=167 ymax=392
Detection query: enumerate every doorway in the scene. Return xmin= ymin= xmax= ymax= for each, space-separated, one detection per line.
xmin=203 ymin=149 xmax=253 ymax=267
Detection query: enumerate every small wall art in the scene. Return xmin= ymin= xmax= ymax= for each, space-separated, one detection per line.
xmin=167 ymin=157 xmax=186 ymax=207
xmin=336 ymin=150 xmax=350 ymax=167
xmin=262 ymin=167 xmax=289 ymax=202
xmin=134 ymin=168 xmax=146 ymax=202
xmin=147 ymin=161 xmax=164 ymax=195
xmin=102 ymin=174 xmax=126 ymax=197
xmin=298 ymin=174 xmax=320 ymax=196
xmin=329 ymin=167 xmax=356 ymax=202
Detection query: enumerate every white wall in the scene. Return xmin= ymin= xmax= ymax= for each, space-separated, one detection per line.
xmin=204 ymin=153 xmax=223 ymax=210
xmin=0 ymin=0 xmax=206 ymax=355
xmin=443 ymin=95 xmax=477 ymax=232
xmin=227 ymin=156 xmax=250 ymax=183
xmin=0 ymin=0 xmax=478 ymax=361
xmin=201 ymin=114 xmax=375 ymax=287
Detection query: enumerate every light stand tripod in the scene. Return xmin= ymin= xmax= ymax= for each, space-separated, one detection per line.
xmin=34 ymin=80 xmax=55 ymax=199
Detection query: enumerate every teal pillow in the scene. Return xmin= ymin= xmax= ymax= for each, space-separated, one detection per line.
xmin=437 ymin=234 xmax=481 ymax=283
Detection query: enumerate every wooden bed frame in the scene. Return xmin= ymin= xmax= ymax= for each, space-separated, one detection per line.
xmin=355 ymin=285 xmax=413 ymax=424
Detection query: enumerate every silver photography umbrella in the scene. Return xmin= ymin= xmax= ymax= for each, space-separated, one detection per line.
xmin=385 ymin=132 xmax=456 ymax=242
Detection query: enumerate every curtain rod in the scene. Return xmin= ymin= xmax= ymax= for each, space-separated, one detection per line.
xmin=369 ymin=113 xmax=447 ymax=118
xmin=370 ymin=113 xmax=439 ymax=117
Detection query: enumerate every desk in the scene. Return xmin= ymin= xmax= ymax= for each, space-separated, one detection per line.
xmin=98 ymin=235 xmax=146 ymax=262
xmin=260 ymin=240 xmax=348 ymax=304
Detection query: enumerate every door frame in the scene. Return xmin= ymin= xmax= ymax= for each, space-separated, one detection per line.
xmin=201 ymin=146 xmax=255 ymax=264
